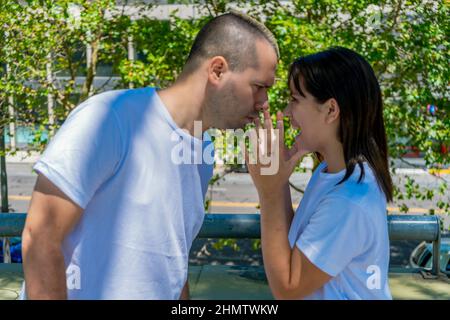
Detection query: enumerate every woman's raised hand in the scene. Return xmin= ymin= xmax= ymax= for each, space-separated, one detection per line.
xmin=245 ymin=108 xmax=310 ymax=197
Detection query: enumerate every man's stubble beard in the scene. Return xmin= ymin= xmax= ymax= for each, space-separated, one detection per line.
xmin=205 ymin=81 xmax=246 ymax=130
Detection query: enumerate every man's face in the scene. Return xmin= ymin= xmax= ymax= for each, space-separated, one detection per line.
xmin=207 ymin=40 xmax=278 ymax=129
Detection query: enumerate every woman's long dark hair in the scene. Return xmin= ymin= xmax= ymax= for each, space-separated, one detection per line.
xmin=288 ymin=47 xmax=393 ymax=202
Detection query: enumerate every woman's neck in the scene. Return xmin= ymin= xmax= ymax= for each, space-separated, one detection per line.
xmin=321 ymin=141 xmax=346 ymax=173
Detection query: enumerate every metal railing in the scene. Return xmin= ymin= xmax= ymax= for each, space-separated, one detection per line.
xmin=0 ymin=212 xmax=442 ymax=276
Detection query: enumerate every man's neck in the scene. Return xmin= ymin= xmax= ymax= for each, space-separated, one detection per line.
xmin=156 ymin=80 xmax=207 ymax=136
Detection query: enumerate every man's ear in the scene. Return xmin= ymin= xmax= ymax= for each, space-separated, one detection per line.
xmin=325 ymin=98 xmax=340 ymax=124
xmin=208 ymin=56 xmax=228 ymax=85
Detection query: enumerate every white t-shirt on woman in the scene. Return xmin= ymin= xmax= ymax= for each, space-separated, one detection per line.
xmin=288 ymin=161 xmax=392 ymax=300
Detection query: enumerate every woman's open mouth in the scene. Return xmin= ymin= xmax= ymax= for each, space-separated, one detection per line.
xmin=292 ymin=123 xmax=300 ymax=130
xmin=245 ymin=115 xmax=259 ymax=123
xmin=286 ymin=115 xmax=300 ymax=130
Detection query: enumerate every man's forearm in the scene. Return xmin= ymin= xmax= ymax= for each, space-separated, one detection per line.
xmin=22 ymin=241 xmax=67 ymax=299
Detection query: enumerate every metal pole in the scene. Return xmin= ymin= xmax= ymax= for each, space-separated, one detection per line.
xmin=0 ymin=125 xmax=11 ymax=263
xmin=432 ymin=219 xmax=441 ymax=276
xmin=2 ymin=29 xmax=12 ymax=262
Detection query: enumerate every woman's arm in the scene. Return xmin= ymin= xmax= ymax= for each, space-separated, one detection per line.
xmin=247 ymin=110 xmax=331 ymax=299
xmin=259 ymin=187 xmax=331 ymax=299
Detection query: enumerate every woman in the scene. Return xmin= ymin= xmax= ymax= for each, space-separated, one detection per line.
xmin=246 ymin=47 xmax=393 ymax=299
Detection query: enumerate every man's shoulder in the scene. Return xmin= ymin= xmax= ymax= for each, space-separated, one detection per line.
xmin=87 ymin=87 xmax=154 ymax=108
xmin=67 ymin=87 xmax=157 ymax=126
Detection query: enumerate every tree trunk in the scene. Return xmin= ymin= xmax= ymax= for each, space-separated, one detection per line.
xmin=81 ymin=38 xmax=99 ymax=101
xmin=46 ymin=53 xmax=56 ymax=137
xmin=6 ymin=62 xmax=16 ymax=151
xmin=127 ymin=32 xmax=136 ymax=89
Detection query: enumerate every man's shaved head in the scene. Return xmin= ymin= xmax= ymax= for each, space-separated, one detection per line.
xmin=181 ymin=10 xmax=279 ymax=76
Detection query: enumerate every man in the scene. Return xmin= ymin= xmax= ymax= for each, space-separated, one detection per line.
xmin=20 ymin=10 xmax=278 ymax=299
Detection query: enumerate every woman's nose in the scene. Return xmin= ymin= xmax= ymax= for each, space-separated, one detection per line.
xmin=284 ymin=104 xmax=292 ymax=117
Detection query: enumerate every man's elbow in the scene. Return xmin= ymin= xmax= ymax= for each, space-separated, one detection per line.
xmin=21 ymin=225 xmax=62 ymax=262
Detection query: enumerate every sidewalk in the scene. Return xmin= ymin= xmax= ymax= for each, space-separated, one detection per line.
xmin=1 ymin=263 xmax=449 ymax=300
xmin=4 ymin=151 xmax=41 ymax=164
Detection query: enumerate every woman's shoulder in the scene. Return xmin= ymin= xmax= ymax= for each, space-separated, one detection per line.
xmin=335 ymin=163 xmax=384 ymax=199
xmin=307 ymin=162 xmax=387 ymax=220
xmin=316 ymin=168 xmax=384 ymax=219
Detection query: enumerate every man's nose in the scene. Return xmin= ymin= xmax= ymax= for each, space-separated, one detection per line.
xmin=255 ymin=101 xmax=269 ymax=112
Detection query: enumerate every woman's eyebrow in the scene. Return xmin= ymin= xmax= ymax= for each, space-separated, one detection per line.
xmin=254 ymin=77 xmax=277 ymax=88
xmin=254 ymin=82 xmax=273 ymax=88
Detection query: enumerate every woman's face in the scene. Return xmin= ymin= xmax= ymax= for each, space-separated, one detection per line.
xmin=284 ymin=77 xmax=333 ymax=153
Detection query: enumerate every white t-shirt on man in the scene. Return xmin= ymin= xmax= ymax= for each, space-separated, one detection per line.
xmin=20 ymin=87 xmax=213 ymax=299
xmin=288 ymin=161 xmax=392 ymax=300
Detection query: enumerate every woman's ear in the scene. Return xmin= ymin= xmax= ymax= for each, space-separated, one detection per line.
xmin=325 ymin=98 xmax=340 ymax=124
xmin=207 ymin=56 xmax=228 ymax=85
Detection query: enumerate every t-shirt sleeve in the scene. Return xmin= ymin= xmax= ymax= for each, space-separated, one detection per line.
xmin=296 ymin=196 xmax=372 ymax=277
xmin=33 ymin=101 xmax=123 ymax=209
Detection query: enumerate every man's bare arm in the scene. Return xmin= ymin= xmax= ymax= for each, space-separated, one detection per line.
xmin=179 ymin=280 xmax=190 ymax=300
xmin=21 ymin=174 xmax=83 ymax=299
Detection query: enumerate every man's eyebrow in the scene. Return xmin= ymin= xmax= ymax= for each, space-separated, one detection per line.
xmin=254 ymin=82 xmax=272 ymax=88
